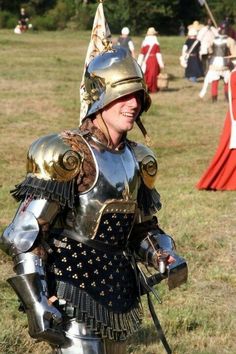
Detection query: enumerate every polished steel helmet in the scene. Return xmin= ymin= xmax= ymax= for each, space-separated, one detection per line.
xmin=82 ymin=46 xmax=151 ymax=119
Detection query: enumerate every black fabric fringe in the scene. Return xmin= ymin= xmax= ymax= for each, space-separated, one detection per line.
xmin=56 ymin=281 xmax=143 ymax=341
xmin=11 ymin=175 xmax=76 ymax=209
xmin=137 ymin=182 xmax=162 ymax=216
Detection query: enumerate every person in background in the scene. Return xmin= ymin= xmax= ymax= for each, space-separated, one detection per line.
xmin=197 ymin=54 xmax=236 ymax=190
xmin=0 ymin=45 xmax=187 ymax=353
xmin=199 ymin=24 xmax=235 ymax=102
xmin=116 ymin=27 xmax=135 ymax=58
xmin=137 ymin=27 xmax=164 ymax=93
xmin=182 ymin=27 xmax=204 ymax=82
xmin=197 ymin=18 xmax=218 ymax=76
xmin=179 ymin=22 xmax=186 ymax=36
xmin=18 ymin=7 xmax=29 ymax=32
xmin=222 ymin=17 xmax=236 ymax=41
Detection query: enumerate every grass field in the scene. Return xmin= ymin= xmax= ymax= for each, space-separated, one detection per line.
xmin=0 ymin=29 xmax=236 ymax=354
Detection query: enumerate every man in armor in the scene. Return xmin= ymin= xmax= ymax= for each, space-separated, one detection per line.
xmin=0 ymin=46 xmax=187 ymax=353
xmin=199 ymin=24 xmax=236 ymax=101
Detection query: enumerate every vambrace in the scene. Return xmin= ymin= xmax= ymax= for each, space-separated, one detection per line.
xmin=137 ymin=231 xmax=188 ymax=290
xmin=1 ymin=199 xmax=67 ymax=345
xmin=138 ymin=231 xmax=176 ymax=272
xmin=8 ymin=252 xmax=68 ymax=346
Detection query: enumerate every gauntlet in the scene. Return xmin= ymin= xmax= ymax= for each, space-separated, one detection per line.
xmin=8 ymin=252 xmax=68 ymax=346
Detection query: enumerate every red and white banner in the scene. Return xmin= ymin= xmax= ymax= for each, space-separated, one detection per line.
xmin=80 ymin=1 xmax=111 ymax=122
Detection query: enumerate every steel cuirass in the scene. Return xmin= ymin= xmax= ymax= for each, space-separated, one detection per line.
xmin=62 ymin=139 xmax=139 ymax=242
xmin=48 ymin=137 xmax=143 ymax=342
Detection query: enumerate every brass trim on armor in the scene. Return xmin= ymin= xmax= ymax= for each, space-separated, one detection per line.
xmin=91 ymin=200 xmax=137 ymax=239
xmin=130 ymin=143 xmax=158 ymax=189
xmin=27 ymin=134 xmax=83 ymax=182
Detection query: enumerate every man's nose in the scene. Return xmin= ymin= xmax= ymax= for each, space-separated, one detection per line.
xmin=127 ymin=96 xmax=139 ymax=107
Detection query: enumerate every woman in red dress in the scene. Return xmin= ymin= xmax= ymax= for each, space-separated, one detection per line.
xmin=137 ymin=27 xmax=164 ymax=93
xmin=196 ymin=56 xmax=236 ymax=190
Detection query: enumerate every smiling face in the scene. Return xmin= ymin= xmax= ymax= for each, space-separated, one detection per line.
xmin=101 ymin=92 xmax=142 ymax=134
xmin=93 ymin=92 xmax=142 ymax=148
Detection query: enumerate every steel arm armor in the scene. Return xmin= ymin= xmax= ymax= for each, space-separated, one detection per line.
xmin=0 ymin=199 xmax=67 ymax=345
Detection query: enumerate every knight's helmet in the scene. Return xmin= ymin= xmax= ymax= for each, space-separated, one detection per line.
xmin=81 ymin=45 xmax=151 ymax=126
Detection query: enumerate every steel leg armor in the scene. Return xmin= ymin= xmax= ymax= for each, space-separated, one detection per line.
xmin=52 ymin=319 xmax=126 ymax=354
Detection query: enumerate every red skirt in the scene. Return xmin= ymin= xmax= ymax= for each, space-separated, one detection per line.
xmin=196 ymin=112 xmax=236 ymax=190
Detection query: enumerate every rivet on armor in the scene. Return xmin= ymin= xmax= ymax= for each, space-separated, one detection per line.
xmin=100 ymin=291 xmax=105 ymax=296
xmin=62 ymin=257 xmax=67 ymax=262
xmin=80 ymin=283 xmax=85 ymax=288
xmin=94 ymin=269 xmax=99 ymax=274
xmin=108 ymin=261 xmax=112 ymax=266
xmin=101 ymin=279 xmax=106 ymax=284
xmin=103 ymin=254 xmax=107 ymax=258
xmin=77 ymin=262 xmax=83 ymax=268
xmin=116 ymin=269 xmax=120 ymax=273
xmin=91 ymin=249 xmax=96 ymax=254
xmin=66 ymin=266 xmax=72 ymax=271
xmin=108 ymin=301 xmax=112 ymax=306
xmin=103 ymin=265 xmax=107 ymax=270
xmin=116 ymin=221 xmax=121 ymax=226
xmin=77 ymin=243 xmax=83 ymax=248
xmin=88 ymin=259 xmax=93 ymax=264
xmin=109 ymin=274 xmax=113 ymax=280
xmin=66 ymin=244 xmax=71 ymax=250
xmin=107 ymin=226 xmax=112 ymax=231
xmin=83 ymin=272 xmax=88 ymax=278
xmin=91 ymin=282 xmax=96 ymax=287
xmin=72 ymin=274 xmax=78 ymax=279
xmin=81 ymin=250 xmax=87 ymax=256
xmin=99 ymin=233 xmax=105 ymax=238
xmin=109 ymin=287 xmax=113 ymax=293
xmin=72 ymin=252 xmax=77 ymax=258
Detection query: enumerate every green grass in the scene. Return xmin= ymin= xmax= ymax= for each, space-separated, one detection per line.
xmin=0 ymin=29 xmax=236 ymax=354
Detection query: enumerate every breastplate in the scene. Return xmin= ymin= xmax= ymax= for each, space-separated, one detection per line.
xmin=63 ymin=141 xmax=140 ymax=244
xmin=212 ymin=36 xmax=228 ymax=57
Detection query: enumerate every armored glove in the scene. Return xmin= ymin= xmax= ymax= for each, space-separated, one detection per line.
xmin=138 ymin=231 xmax=188 ymax=289
xmin=8 ymin=252 xmax=68 ymax=346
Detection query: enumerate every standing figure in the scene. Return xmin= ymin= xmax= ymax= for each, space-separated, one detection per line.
xmin=116 ymin=27 xmax=135 ymax=58
xmin=181 ymin=28 xmax=204 ymax=82
xmin=137 ymin=27 xmax=164 ymax=93
xmin=197 ymin=19 xmax=218 ymax=75
xmin=179 ymin=22 xmax=186 ymax=36
xmin=18 ymin=7 xmax=29 ymax=32
xmin=0 ymin=46 xmax=187 ymax=353
xmin=197 ymin=55 xmax=236 ymax=190
xmin=199 ymin=25 xmax=235 ymax=102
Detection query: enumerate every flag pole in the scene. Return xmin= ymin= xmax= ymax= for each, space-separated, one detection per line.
xmin=202 ymin=1 xmax=218 ymax=28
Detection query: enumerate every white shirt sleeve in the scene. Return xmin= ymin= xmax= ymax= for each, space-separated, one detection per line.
xmin=128 ymin=40 xmax=135 ymax=52
xmin=156 ymin=53 xmax=164 ymax=68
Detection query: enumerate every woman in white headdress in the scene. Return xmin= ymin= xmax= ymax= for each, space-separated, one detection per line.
xmin=137 ymin=27 xmax=164 ymax=93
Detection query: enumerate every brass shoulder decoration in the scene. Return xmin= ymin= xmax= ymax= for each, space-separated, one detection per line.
xmin=130 ymin=142 xmax=158 ymax=189
xmin=27 ymin=134 xmax=83 ymax=182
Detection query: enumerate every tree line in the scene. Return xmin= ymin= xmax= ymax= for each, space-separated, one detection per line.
xmin=0 ymin=0 xmax=236 ymax=34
